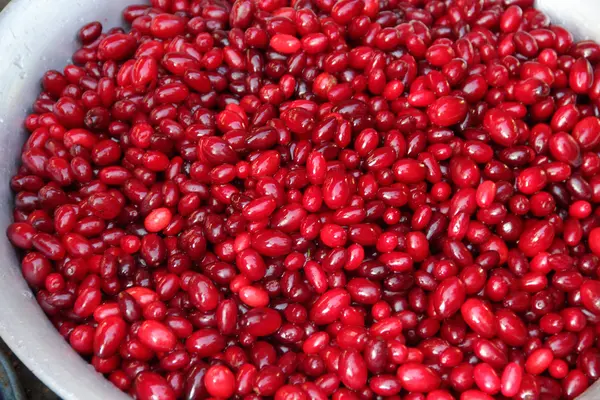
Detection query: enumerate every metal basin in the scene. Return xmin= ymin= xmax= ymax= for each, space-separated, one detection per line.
xmin=0 ymin=0 xmax=598 ymax=398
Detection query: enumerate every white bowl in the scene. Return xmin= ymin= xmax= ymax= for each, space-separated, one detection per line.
xmin=0 ymin=1 xmax=135 ymax=398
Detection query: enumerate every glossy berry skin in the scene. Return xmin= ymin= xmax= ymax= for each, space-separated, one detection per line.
xmin=137 ymin=321 xmax=177 ymax=352
xmin=397 ymin=363 xmax=441 ymax=392
xmin=461 ymin=299 xmax=496 ymax=339
xmin=427 ymin=96 xmax=468 ymax=127
xmin=8 ymin=0 xmax=600 ymax=399
xmin=134 ymin=372 xmax=175 ymax=400
xmin=204 ymin=365 xmax=235 ymax=398
xmin=432 ymin=277 xmax=465 ymax=318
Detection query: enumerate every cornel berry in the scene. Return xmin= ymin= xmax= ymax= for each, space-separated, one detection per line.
xmin=7 ymin=0 xmax=600 ymax=399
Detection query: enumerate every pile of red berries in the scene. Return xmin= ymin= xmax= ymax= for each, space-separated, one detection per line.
xmin=7 ymin=0 xmax=600 ymax=398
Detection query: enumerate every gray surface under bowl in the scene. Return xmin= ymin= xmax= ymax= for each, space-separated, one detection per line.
xmin=0 ymin=0 xmax=599 ymax=399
